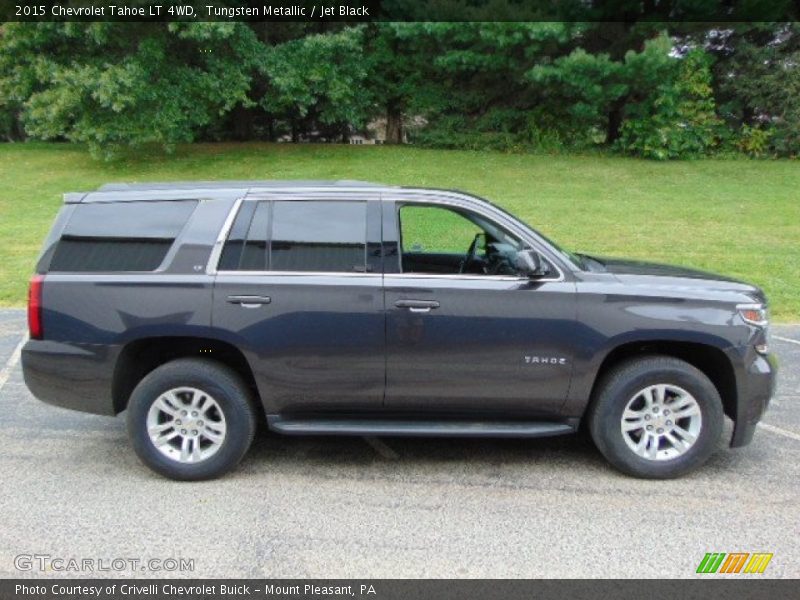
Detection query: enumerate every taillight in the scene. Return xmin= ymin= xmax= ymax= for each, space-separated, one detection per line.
xmin=28 ymin=274 xmax=44 ymax=340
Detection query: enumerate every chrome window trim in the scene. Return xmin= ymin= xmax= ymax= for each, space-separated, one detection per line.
xmin=208 ymin=191 xmax=567 ymax=283
xmin=206 ymin=197 xmax=244 ymax=275
xmin=215 ymin=270 xmax=381 ymax=278
xmin=384 ymin=273 xmax=529 ymax=282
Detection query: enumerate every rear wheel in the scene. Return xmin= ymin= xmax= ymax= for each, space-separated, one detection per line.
xmin=588 ymin=356 xmax=723 ymax=479
xmin=126 ymin=359 xmax=256 ymax=480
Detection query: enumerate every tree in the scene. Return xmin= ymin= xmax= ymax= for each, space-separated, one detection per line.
xmin=2 ymin=19 xmax=797 ymax=158
xmin=381 ymin=22 xmax=573 ymax=149
xmin=0 ymin=22 xmax=262 ymax=157
xmin=617 ymin=47 xmax=722 ymax=159
xmin=710 ymin=23 xmax=800 ymax=156
xmin=362 ymin=23 xmax=437 ymax=143
xmin=259 ymin=27 xmax=370 ymax=142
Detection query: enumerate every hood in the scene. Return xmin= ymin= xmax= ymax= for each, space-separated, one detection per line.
xmin=598 ymin=256 xmax=742 ymax=282
xmin=587 ymin=255 xmax=766 ymax=304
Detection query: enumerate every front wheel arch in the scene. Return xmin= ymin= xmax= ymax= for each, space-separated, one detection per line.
xmin=586 ymin=339 xmax=737 ymax=426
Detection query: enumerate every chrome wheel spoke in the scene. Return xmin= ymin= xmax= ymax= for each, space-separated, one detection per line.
xmin=202 ymin=427 xmax=224 ymax=443
xmin=153 ymin=430 xmax=180 ymax=447
xmin=623 ymin=408 xmax=644 ymax=421
xmin=190 ymin=438 xmax=202 ymax=462
xmin=155 ymin=395 xmax=180 ymax=417
xmin=180 ymin=436 xmax=191 ymax=462
xmin=189 ymin=390 xmax=206 ymax=410
xmin=654 ymin=385 xmax=666 ymax=404
xmin=622 ymin=418 xmax=645 ymax=432
xmin=205 ymin=420 xmax=226 ymax=436
xmin=671 ymin=404 xmax=701 ymax=419
xmin=664 ymin=431 xmax=688 ymax=450
xmin=673 ymin=425 xmax=697 ymax=443
xmin=148 ymin=422 xmax=174 ymax=435
xmin=646 ymin=434 xmax=660 ymax=459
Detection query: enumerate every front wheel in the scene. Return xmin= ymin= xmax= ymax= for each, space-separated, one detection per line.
xmin=588 ymin=356 xmax=723 ymax=479
xmin=126 ymin=359 xmax=257 ymax=481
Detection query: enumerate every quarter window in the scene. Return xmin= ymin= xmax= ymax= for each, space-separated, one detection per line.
xmin=49 ymin=200 xmax=197 ymax=272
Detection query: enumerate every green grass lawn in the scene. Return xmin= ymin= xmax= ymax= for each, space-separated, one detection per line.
xmin=1 ymin=142 xmax=798 ymax=320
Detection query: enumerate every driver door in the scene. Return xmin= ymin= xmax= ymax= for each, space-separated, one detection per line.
xmin=383 ymin=199 xmax=577 ymax=418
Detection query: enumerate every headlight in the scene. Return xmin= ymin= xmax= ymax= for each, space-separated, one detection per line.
xmin=737 ymin=303 xmax=768 ymax=327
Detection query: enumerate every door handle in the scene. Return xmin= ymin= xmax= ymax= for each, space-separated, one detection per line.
xmin=395 ymin=299 xmax=440 ymax=313
xmin=227 ymin=295 xmax=271 ymax=308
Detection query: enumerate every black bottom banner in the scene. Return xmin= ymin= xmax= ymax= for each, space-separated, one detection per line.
xmin=1 ymin=579 xmax=797 ymax=600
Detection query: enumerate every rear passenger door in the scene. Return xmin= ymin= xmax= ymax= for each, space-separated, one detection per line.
xmin=211 ymin=196 xmax=385 ymax=415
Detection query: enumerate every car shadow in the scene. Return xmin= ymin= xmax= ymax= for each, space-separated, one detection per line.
xmin=242 ymin=428 xmax=606 ymax=472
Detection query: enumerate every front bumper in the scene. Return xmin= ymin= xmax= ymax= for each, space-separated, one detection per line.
xmin=21 ymin=339 xmax=119 ymax=416
xmin=727 ymin=346 xmax=778 ymax=448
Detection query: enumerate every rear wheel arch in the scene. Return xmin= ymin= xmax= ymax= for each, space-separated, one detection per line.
xmin=112 ymin=336 xmax=260 ymax=415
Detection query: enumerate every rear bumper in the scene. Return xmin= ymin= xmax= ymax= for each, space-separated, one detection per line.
xmin=727 ymin=346 xmax=777 ymax=448
xmin=21 ymin=339 xmax=119 ymax=416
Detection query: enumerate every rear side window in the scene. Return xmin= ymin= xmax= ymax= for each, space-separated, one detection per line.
xmin=49 ymin=201 xmax=197 ymax=272
xmin=271 ymin=201 xmax=366 ymax=272
xmin=219 ymin=200 xmax=367 ymax=273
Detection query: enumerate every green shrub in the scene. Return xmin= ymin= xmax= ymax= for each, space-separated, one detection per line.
xmin=736 ymin=124 xmax=774 ymax=157
xmin=617 ymin=50 xmax=722 ymax=160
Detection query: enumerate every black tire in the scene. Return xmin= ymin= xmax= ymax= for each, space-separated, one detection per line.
xmin=588 ymin=356 xmax=723 ymax=479
xmin=126 ymin=359 xmax=257 ymax=481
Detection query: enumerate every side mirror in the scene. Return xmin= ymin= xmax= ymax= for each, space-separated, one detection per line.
xmin=515 ymin=249 xmax=551 ymax=278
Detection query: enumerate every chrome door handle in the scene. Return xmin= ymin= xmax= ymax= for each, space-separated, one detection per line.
xmin=395 ymin=299 xmax=440 ymax=313
xmin=227 ymin=295 xmax=271 ymax=308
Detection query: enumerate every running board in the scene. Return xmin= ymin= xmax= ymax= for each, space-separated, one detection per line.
xmin=267 ymin=416 xmax=577 ymax=438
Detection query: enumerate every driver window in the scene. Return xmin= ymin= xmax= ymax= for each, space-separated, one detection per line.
xmin=398 ymin=204 xmax=523 ymax=276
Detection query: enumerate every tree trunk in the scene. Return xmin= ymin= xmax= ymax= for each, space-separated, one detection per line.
xmin=385 ymin=103 xmax=404 ymax=144
xmin=231 ymin=105 xmax=255 ymax=141
xmin=605 ymin=96 xmax=627 ymax=145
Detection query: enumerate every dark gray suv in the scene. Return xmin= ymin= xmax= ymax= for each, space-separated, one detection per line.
xmin=22 ymin=181 xmax=776 ymax=480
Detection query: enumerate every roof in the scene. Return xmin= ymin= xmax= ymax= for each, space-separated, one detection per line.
xmin=63 ymin=181 xmax=495 ymax=207
xmin=96 ymin=180 xmax=388 ymax=192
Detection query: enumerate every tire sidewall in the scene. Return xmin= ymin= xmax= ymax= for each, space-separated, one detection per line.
xmin=591 ymin=360 xmax=723 ymax=479
xmin=127 ymin=361 xmax=254 ymax=481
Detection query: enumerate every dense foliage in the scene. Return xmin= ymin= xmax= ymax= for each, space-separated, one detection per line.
xmin=1 ymin=21 xmax=798 ymax=158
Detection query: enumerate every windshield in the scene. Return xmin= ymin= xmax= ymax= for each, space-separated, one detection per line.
xmin=530 ymin=228 xmax=586 ymax=269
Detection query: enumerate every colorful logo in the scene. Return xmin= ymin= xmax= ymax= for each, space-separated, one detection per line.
xmin=696 ymin=552 xmax=773 ymax=574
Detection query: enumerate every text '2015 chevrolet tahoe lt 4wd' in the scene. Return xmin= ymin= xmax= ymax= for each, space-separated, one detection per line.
xmin=22 ymin=181 xmax=776 ymax=480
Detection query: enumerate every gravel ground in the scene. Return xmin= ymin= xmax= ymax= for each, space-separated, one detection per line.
xmin=0 ymin=309 xmax=797 ymax=579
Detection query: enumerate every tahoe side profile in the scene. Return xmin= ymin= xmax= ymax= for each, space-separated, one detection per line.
xmin=22 ymin=181 xmax=776 ymax=480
